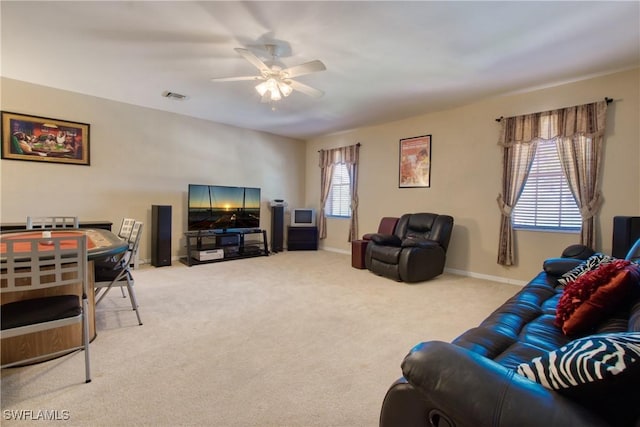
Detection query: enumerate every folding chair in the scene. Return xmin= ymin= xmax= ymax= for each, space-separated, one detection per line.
xmin=94 ymin=221 xmax=144 ymax=325
xmin=95 ymin=217 xmax=137 ymax=297
xmin=117 ymin=218 xmax=136 ymax=240
xmin=115 ymin=218 xmax=137 ymax=293
xmin=1 ymin=235 xmax=91 ymax=383
xmin=26 ymin=216 xmax=79 ymax=229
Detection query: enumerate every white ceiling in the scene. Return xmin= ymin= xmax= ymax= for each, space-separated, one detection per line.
xmin=2 ymin=1 xmax=639 ymax=140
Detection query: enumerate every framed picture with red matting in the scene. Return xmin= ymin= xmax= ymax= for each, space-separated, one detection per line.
xmin=399 ymin=134 xmax=431 ymax=188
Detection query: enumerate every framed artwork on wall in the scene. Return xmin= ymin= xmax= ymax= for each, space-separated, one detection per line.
xmin=1 ymin=111 xmax=90 ymax=166
xmin=399 ymin=134 xmax=431 ymax=188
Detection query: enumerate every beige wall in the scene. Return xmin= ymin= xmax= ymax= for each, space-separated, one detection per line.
xmin=0 ymin=78 xmax=306 ymax=262
xmin=306 ymin=68 xmax=640 ymax=283
xmin=2 ymin=70 xmax=638 ymax=281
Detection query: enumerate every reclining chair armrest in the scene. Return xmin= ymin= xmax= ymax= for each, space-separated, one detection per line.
xmin=398 ymin=243 xmax=446 ymax=282
xmin=369 ymin=234 xmax=402 ymax=246
xmin=430 ymin=215 xmax=454 ymax=251
xmin=401 ymin=238 xmax=440 ymax=249
xmin=400 ymin=341 xmax=608 ymax=427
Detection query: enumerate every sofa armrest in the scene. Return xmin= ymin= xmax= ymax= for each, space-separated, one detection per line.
xmin=542 ymin=257 xmax=584 ymax=277
xmin=626 ymin=238 xmax=640 ymax=262
xmin=400 ymin=341 xmax=608 ymax=427
xmin=369 ymin=234 xmax=402 ymax=246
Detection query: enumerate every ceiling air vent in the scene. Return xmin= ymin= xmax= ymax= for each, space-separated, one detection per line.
xmin=162 ymin=91 xmax=188 ymax=100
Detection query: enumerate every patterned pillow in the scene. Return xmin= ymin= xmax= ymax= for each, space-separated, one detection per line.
xmin=557 ymin=253 xmax=615 ymax=286
xmin=516 ymin=332 xmax=640 ymax=391
xmin=555 ymin=260 xmax=640 ymax=336
xmin=516 ymin=333 xmax=640 ymax=424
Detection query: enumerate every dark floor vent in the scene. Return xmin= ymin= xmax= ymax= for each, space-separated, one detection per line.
xmin=162 ymin=91 xmax=188 ymax=100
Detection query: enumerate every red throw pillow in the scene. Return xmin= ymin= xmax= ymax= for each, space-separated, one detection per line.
xmin=556 ymin=260 xmax=640 ymax=336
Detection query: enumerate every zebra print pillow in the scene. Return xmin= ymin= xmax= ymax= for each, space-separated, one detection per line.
xmin=516 ymin=333 xmax=640 ymax=391
xmin=557 ymin=253 xmax=615 ymax=286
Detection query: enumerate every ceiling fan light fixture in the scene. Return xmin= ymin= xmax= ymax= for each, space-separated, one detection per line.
xmin=255 ymin=81 xmax=269 ymax=96
xmin=278 ymin=81 xmax=293 ymax=97
xmin=266 ymin=78 xmax=279 ymax=92
xmin=215 ymin=45 xmax=326 ymax=104
xmin=269 ymin=87 xmax=282 ymax=101
xmin=255 ymin=78 xmax=290 ymax=101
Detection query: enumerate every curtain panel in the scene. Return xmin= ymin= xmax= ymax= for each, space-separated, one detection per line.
xmin=496 ymin=101 xmax=607 ymax=265
xmin=318 ymin=144 xmax=360 ymax=241
xmin=496 ymin=141 xmax=537 ymax=266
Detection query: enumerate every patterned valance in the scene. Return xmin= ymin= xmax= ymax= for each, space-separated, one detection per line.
xmin=498 ymin=100 xmax=608 ymax=146
xmin=319 ymin=144 xmax=360 ymax=167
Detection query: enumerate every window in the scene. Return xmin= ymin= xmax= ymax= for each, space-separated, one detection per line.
xmin=512 ymin=139 xmax=581 ymax=232
xmin=325 ymin=163 xmax=351 ymax=217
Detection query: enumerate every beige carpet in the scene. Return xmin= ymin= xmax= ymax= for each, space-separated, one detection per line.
xmin=1 ymin=250 xmax=520 ymax=426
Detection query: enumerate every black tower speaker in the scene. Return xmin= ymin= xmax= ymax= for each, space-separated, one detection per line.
xmin=271 ymin=205 xmax=284 ymax=252
xmin=612 ymin=216 xmax=640 ymax=259
xmin=152 ymin=205 xmax=172 ymax=267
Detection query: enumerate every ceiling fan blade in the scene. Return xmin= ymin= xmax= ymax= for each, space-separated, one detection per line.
xmin=289 ymin=80 xmax=324 ymax=98
xmin=234 ymin=47 xmax=270 ymax=72
xmin=281 ymin=60 xmax=326 ymax=78
xmin=211 ymin=75 xmax=262 ymax=82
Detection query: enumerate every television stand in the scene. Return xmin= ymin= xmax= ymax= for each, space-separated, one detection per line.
xmin=181 ymin=229 xmax=269 ymax=266
xmin=287 ymin=226 xmax=318 ymax=250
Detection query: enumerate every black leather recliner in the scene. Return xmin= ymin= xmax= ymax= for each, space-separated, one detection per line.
xmin=364 ymin=213 xmax=454 ymax=283
xmin=379 ymin=242 xmax=640 ymax=427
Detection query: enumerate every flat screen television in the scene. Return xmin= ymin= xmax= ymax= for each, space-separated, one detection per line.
xmin=188 ymin=184 xmax=261 ymax=232
xmin=291 ymin=208 xmax=316 ymax=227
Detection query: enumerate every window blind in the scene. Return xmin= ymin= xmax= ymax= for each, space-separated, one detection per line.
xmin=512 ymin=139 xmax=581 ymax=231
xmin=326 ymin=163 xmax=351 ymax=217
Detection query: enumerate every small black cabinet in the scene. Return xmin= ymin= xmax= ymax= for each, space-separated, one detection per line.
xmin=287 ymin=226 xmax=318 ymax=251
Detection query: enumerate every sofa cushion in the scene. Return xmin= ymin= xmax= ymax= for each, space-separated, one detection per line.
xmin=557 ymin=253 xmax=615 ymax=287
xmin=452 ymin=272 xmax=573 ymax=367
xmin=556 ymin=260 xmax=640 ymax=336
xmin=516 ymin=332 xmax=640 ymax=426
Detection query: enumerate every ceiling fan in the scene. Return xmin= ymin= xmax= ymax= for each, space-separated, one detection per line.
xmin=211 ymin=44 xmax=326 ymax=102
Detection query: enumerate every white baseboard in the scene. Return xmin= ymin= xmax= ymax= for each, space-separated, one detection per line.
xmin=323 ymin=246 xmax=527 ymax=286
xmin=321 ymin=246 xmax=350 ymax=255
xmin=158 ymin=249 xmax=527 ymax=286
xmin=444 ymin=268 xmax=527 ymax=287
